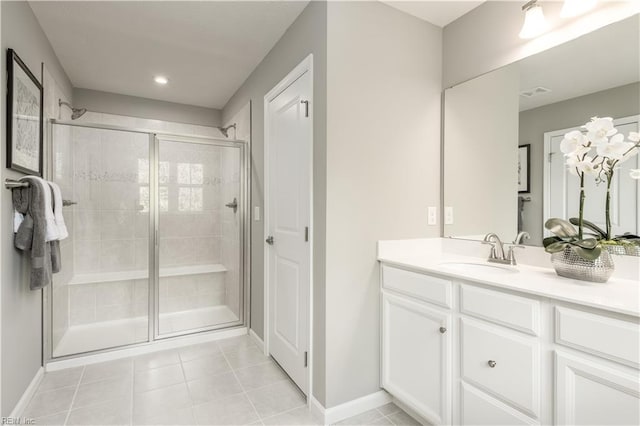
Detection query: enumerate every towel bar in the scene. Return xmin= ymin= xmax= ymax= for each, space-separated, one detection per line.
xmin=4 ymin=179 xmax=29 ymax=189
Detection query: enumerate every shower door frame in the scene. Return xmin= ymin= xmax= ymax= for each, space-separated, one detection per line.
xmin=44 ymin=119 xmax=251 ymax=362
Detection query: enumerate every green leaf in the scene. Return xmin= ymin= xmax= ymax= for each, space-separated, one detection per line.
xmin=543 ymin=236 xmax=563 ymax=248
xmin=545 ymin=218 xmax=578 ymax=238
xmin=545 ymin=241 xmax=568 ymax=253
xmin=572 ymin=238 xmax=598 ymax=249
xmin=572 ymin=245 xmax=602 ymax=261
xmin=570 ymin=218 xmax=606 ymax=239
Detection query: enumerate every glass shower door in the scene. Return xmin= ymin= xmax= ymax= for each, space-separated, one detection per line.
xmin=51 ymin=124 xmax=151 ymax=357
xmin=156 ymin=137 xmax=244 ymax=336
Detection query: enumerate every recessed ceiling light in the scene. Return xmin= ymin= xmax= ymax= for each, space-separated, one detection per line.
xmin=154 ymin=75 xmax=168 ymax=85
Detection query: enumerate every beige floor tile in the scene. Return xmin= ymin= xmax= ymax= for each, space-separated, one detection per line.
xmin=335 ymin=409 xmax=384 ymax=425
xmin=66 ymin=397 xmax=131 ymax=425
xmin=377 ymin=403 xmax=401 ymax=417
xmin=82 ymin=359 xmax=133 ymax=384
xmin=370 ymin=417 xmax=394 ymax=425
xmin=182 ymin=353 xmax=231 ymax=381
xmin=133 ymin=382 xmax=192 ymax=422
xmin=134 ymin=363 xmax=184 ymax=393
xmin=32 ymin=411 xmax=67 ymax=426
xmin=388 ymin=411 xmax=423 ymax=426
xmin=224 ymin=346 xmax=270 ymax=370
xmin=38 ymin=367 xmax=84 ymax=392
xmin=186 ymin=371 xmax=243 ymax=405
xmin=133 ymin=406 xmax=195 ymax=425
xmin=217 ymin=335 xmax=257 ymax=353
xmin=24 ymin=386 xmax=77 ymax=418
xmin=73 ymin=375 xmax=132 ymax=409
xmin=134 ymin=350 xmax=180 ymax=371
xmin=192 ymin=393 xmax=259 ymax=425
xmin=262 ymin=406 xmax=323 ymax=425
xmin=246 ymin=380 xmax=306 ymax=419
xmin=234 ymin=361 xmax=287 ymax=391
xmin=179 ymin=341 xmax=221 ymax=362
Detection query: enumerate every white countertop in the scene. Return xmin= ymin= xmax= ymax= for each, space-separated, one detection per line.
xmin=378 ymin=238 xmax=640 ymax=318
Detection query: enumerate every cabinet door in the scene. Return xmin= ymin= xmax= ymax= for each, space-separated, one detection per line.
xmin=555 ymin=351 xmax=640 ymax=425
xmin=382 ymin=291 xmax=451 ymax=425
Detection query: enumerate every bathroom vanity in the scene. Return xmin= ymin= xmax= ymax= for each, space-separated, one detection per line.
xmin=378 ymin=239 xmax=640 ymax=426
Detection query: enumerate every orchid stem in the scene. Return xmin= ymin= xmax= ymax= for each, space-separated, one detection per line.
xmin=579 ymin=173 xmax=585 ymax=240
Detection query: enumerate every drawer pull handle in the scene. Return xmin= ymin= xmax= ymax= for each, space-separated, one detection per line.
xmin=488 ymin=360 xmax=497 ymax=368
xmin=439 ymin=327 xmax=447 ymax=334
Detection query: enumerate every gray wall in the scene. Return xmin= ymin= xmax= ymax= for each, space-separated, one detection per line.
xmin=0 ymin=1 xmax=73 ymax=415
xmin=73 ymin=88 xmax=222 ymax=127
xmin=442 ymin=1 xmax=635 ymax=88
xmin=324 ymin=1 xmax=442 ymax=408
xmin=519 ymin=82 xmax=640 ymax=245
xmin=221 ymin=1 xmax=328 ymax=404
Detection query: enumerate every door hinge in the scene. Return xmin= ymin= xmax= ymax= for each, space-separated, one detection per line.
xmin=304 ymin=226 xmax=309 ymax=242
xmin=301 ymin=100 xmax=309 ymax=118
xmin=548 ymin=152 xmax=555 ymax=163
xmin=304 ymin=351 xmax=308 ymax=367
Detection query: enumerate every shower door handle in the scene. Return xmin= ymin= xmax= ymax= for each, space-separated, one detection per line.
xmin=225 ymin=198 xmax=238 ymax=213
xmin=266 ymin=236 xmax=274 ymax=245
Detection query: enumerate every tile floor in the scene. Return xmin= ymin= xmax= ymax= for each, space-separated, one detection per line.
xmin=26 ymin=335 xmax=422 ymax=426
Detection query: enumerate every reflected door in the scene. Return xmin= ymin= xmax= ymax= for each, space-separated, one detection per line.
xmin=156 ymin=137 xmax=244 ymax=336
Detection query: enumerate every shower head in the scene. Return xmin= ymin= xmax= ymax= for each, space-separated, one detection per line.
xmin=216 ymin=123 xmax=236 ymax=138
xmin=59 ymin=100 xmax=87 ymax=120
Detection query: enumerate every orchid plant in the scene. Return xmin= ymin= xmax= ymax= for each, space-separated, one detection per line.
xmin=559 ymin=117 xmax=640 ymax=243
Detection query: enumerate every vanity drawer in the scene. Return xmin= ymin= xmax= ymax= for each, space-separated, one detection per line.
xmin=555 ymin=307 xmax=640 ymax=368
xmin=461 ymin=383 xmax=537 ymax=425
xmin=460 ymin=284 xmax=540 ymax=336
xmin=381 ymin=265 xmax=452 ymax=308
xmin=461 ymin=318 xmax=540 ymax=418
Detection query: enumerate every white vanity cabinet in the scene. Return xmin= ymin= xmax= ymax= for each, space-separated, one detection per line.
xmin=379 ymin=262 xmax=640 ymax=426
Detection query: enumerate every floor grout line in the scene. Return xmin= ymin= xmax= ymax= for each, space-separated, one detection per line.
xmin=221 ymin=347 xmax=262 ymax=423
xmin=63 ymin=366 xmax=86 ymax=426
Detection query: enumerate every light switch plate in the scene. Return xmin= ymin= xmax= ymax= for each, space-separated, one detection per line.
xmin=428 ymin=207 xmax=437 ymax=225
xmin=254 ymin=206 xmax=261 ymax=221
xmin=444 ymin=206 xmax=454 ymax=225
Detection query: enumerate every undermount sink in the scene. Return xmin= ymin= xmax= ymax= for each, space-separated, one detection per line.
xmin=438 ymin=261 xmax=519 ymax=273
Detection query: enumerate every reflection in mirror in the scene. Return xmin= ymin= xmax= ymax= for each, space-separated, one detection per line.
xmin=443 ymin=14 xmax=639 ymax=253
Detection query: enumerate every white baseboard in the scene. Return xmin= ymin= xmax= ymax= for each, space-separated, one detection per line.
xmin=46 ymin=326 xmax=247 ymax=371
xmin=10 ymin=367 xmax=44 ymax=418
xmin=249 ymin=329 xmax=264 ymax=352
xmin=312 ymin=390 xmax=392 ymax=424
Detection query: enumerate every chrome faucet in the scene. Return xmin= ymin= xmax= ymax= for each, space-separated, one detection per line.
xmin=506 ymin=232 xmax=530 ymax=266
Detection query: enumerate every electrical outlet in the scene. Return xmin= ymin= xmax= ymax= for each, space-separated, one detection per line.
xmin=428 ymin=207 xmax=437 ymax=225
xmin=444 ymin=206 xmax=454 ymax=225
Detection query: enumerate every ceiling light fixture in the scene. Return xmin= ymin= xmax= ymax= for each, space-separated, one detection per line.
xmin=561 ymin=0 xmax=597 ymax=18
xmin=519 ymin=0 xmax=550 ymax=39
xmin=154 ymin=75 xmax=168 ymax=85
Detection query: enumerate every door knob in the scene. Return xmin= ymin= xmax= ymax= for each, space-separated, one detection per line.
xmin=488 ymin=360 xmax=497 ymax=368
xmin=439 ymin=327 xmax=447 ymax=334
xmin=266 ymin=236 xmax=274 ymax=245
xmin=225 ymin=198 xmax=238 ymax=213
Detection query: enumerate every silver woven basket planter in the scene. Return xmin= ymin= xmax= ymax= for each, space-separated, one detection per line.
xmin=551 ymin=247 xmax=615 ymax=283
xmin=624 ymin=244 xmax=640 ymax=257
xmin=604 ymin=245 xmax=628 ymax=256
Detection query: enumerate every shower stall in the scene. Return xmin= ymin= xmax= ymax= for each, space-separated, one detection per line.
xmin=47 ymin=120 xmax=249 ymax=359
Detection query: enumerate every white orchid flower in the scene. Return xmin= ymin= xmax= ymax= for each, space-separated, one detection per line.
xmin=560 ymin=130 xmax=588 ymax=155
xmin=630 ymin=169 xmax=640 ymax=179
xmin=584 ymin=116 xmax=617 ymax=145
xmin=595 ymin=133 xmax=634 ymax=160
xmin=629 ymin=131 xmax=640 ymax=142
xmin=567 ymin=156 xmax=600 ymax=176
xmin=618 ymin=146 xmax=639 ymax=164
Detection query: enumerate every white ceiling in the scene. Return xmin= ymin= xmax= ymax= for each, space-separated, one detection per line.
xmin=29 ymin=1 xmax=309 ymax=109
xmin=518 ymin=15 xmax=639 ymax=111
xmin=380 ymin=1 xmax=485 ymax=27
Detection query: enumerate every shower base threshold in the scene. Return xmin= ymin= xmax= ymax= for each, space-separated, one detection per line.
xmin=53 ymin=305 xmax=239 ymax=358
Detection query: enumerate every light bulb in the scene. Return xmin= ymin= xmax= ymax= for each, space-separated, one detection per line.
xmin=519 ymin=3 xmax=550 ymax=39
xmin=154 ymin=75 xmax=168 ymax=85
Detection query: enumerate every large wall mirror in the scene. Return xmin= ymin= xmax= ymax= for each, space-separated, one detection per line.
xmin=443 ymin=14 xmax=639 ymax=252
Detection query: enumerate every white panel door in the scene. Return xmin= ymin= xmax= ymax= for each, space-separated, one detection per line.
xmin=555 ymin=351 xmax=640 ymax=425
xmin=266 ymin=70 xmax=311 ymax=393
xmin=545 ymin=116 xmax=639 ymax=238
xmin=381 ymin=291 xmax=452 ymax=425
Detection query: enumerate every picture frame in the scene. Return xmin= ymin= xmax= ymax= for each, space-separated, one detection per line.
xmin=6 ymin=48 xmax=44 ymax=176
xmin=518 ymin=144 xmax=531 ymax=193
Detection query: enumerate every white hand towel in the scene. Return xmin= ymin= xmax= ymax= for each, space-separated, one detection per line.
xmin=48 ymin=181 xmax=68 ymax=240
xmin=21 ymin=176 xmax=60 ymax=242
